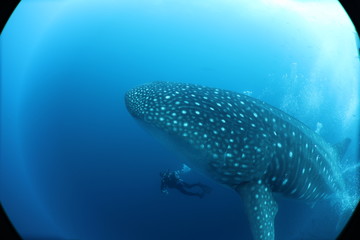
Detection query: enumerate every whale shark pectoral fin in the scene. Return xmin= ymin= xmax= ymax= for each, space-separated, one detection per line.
xmin=235 ymin=181 xmax=278 ymax=240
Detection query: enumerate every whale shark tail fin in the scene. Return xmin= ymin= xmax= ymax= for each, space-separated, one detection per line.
xmin=235 ymin=181 xmax=278 ymax=240
xmin=333 ymin=138 xmax=351 ymax=159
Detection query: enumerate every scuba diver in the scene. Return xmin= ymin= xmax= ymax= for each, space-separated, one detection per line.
xmin=160 ymin=165 xmax=212 ymax=198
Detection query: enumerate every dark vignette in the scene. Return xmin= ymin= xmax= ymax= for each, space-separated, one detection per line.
xmin=0 ymin=0 xmax=359 ymax=239
xmin=1 ymin=1 xmax=22 ymax=239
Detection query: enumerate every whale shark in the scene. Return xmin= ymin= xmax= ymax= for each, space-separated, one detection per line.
xmin=125 ymin=81 xmax=352 ymax=240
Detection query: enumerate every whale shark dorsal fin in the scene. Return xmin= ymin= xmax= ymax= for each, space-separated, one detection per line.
xmin=333 ymin=138 xmax=351 ymax=159
xmin=235 ymin=181 xmax=278 ymax=240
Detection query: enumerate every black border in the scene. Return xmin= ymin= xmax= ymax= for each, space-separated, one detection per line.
xmin=338 ymin=0 xmax=360 ymax=239
xmin=0 ymin=0 xmax=359 ymax=239
xmin=0 ymin=0 xmax=20 ymax=35
xmin=0 ymin=203 xmax=21 ymax=239
xmin=1 ymin=3 xmax=22 ymax=239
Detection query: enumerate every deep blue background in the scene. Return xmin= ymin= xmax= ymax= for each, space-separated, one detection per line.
xmin=1 ymin=1 xmax=359 ymax=239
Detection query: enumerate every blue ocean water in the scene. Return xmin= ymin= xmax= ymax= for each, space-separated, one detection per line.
xmin=1 ymin=0 xmax=359 ymax=240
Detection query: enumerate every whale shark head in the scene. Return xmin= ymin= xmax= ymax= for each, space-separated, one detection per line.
xmin=125 ymin=81 xmax=272 ymax=183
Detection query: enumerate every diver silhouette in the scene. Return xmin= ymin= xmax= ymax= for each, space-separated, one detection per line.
xmin=160 ymin=166 xmax=212 ymax=198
